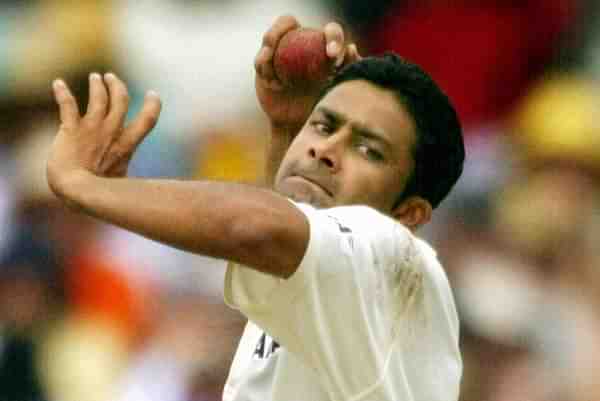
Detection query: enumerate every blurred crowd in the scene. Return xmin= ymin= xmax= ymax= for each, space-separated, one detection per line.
xmin=0 ymin=1 xmax=599 ymax=401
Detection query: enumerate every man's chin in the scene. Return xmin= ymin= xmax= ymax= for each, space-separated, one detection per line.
xmin=288 ymin=193 xmax=328 ymax=208
xmin=275 ymin=181 xmax=332 ymax=209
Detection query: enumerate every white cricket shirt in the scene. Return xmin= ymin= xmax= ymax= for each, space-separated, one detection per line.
xmin=223 ymin=203 xmax=462 ymax=401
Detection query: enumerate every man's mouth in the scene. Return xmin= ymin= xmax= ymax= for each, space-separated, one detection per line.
xmin=291 ymin=175 xmax=333 ymax=197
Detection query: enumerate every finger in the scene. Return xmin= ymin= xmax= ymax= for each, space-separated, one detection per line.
xmin=324 ymin=22 xmax=345 ymax=68
xmin=346 ymin=43 xmax=362 ymax=64
xmin=119 ymin=90 xmax=161 ymax=153
xmin=52 ymin=79 xmax=80 ymax=128
xmin=338 ymin=44 xmax=362 ymax=70
xmin=262 ymin=15 xmax=300 ymax=49
xmin=349 ymin=43 xmax=362 ymax=60
xmin=86 ymin=72 xmax=109 ymax=121
xmin=255 ymin=46 xmax=276 ymax=81
xmin=104 ymin=72 xmax=130 ymax=132
xmin=257 ymin=15 xmax=300 ymax=83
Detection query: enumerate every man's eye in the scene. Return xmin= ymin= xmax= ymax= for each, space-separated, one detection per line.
xmin=311 ymin=121 xmax=332 ymax=134
xmin=357 ymin=144 xmax=384 ymax=162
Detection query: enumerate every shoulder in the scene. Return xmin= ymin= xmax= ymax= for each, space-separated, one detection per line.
xmin=294 ymin=202 xmax=406 ymax=239
xmin=292 ymin=202 xmax=422 ymax=269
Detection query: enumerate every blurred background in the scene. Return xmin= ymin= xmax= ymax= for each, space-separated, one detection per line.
xmin=0 ymin=1 xmax=599 ymax=400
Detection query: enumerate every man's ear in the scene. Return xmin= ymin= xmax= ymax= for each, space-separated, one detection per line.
xmin=392 ymin=197 xmax=432 ymax=230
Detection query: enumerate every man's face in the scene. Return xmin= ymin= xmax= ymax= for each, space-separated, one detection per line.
xmin=274 ymin=80 xmax=417 ymax=214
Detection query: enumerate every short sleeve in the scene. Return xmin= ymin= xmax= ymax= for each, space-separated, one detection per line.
xmin=224 ymin=202 xmax=421 ymax=400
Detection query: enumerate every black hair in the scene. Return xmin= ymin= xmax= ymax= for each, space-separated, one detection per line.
xmin=317 ymin=53 xmax=465 ymax=209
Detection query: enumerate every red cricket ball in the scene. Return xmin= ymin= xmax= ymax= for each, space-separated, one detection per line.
xmin=273 ymin=28 xmax=333 ymax=88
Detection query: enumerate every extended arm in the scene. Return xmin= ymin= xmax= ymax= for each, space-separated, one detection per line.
xmin=59 ymin=173 xmax=308 ymax=278
xmin=47 ymin=74 xmax=308 ymax=279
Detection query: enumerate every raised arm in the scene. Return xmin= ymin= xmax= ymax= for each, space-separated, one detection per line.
xmin=254 ymin=16 xmax=361 ymax=185
xmin=47 ymin=73 xmax=308 ymax=278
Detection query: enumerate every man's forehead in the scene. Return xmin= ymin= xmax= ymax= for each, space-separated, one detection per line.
xmin=316 ymin=80 xmax=417 ymax=148
xmin=318 ymin=80 xmax=405 ymax=119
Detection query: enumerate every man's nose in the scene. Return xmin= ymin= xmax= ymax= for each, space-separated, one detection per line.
xmin=308 ymin=135 xmax=343 ymax=172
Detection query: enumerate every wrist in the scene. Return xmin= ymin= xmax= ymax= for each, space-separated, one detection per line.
xmin=47 ymin=166 xmax=96 ymax=210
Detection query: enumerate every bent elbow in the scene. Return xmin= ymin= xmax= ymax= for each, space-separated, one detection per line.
xmin=227 ymin=206 xmax=309 ymax=278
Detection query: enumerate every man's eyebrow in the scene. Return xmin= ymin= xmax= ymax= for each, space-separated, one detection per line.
xmin=316 ymin=106 xmax=392 ymax=149
xmin=315 ymin=106 xmax=345 ymax=124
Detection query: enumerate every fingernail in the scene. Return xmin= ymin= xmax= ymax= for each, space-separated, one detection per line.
xmin=147 ymin=90 xmax=159 ymax=98
xmin=104 ymin=72 xmax=116 ymax=81
xmin=53 ymin=79 xmax=65 ymax=90
xmin=90 ymin=72 xmax=101 ymax=81
xmin=327 ymin=41 xmax=340 ymax=56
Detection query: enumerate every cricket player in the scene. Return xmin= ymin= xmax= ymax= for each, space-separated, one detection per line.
xmin=47 ymin=16 xmax=464 ymax=401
